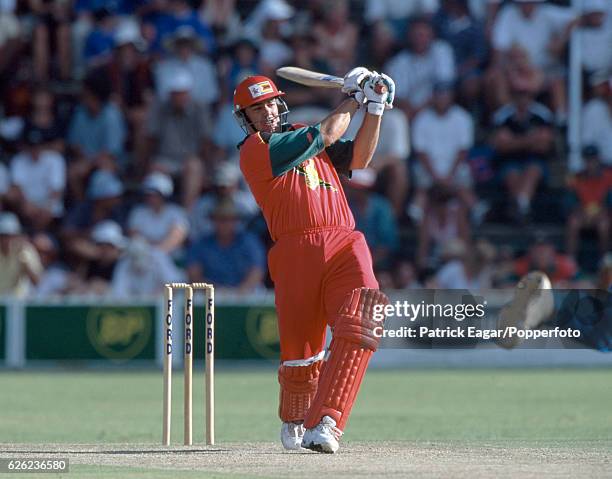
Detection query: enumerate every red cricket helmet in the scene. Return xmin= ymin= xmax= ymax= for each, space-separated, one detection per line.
xmin=233 ymin=75 xmax=289 ymax=134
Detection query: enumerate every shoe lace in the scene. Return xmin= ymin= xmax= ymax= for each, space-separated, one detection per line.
xmin=320 ymin=418 xmax=343 ymax=440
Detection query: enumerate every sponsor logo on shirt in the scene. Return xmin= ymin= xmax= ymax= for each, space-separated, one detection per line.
xmin=294 ymin=159 xmax=338 ymax=192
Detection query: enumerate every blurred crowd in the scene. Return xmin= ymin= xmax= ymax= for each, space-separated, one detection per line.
xmin=0 ymin=0 xmax=610 ymax=298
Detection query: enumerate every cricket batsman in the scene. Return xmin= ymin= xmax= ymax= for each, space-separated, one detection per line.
xmin=233 ymin=68 xmax=394 ymax=453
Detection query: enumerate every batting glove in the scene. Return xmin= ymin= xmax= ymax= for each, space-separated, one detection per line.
xmin=342 ymin=67 xmax=371 ymax=96
xmin=380 ymin=73 xmax=395 ymax=110
xmin=363 ymin=72 xmax=389 ymax=116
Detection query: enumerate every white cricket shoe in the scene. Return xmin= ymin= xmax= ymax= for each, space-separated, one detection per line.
xmin=302 ymin=416 xmax=342 ymax=453
xmin=281 ymin=422 xmax=305 ymax=450
xmin=497 ymin=271 xmax=554 ymax=349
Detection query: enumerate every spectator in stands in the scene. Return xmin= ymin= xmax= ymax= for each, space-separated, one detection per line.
xmin=416 ymin=184 xmax=471 ymax=270
xmin=61 ymin=170 xmax=126 ymax=269
xmin=344 ymin=169 xmax=399 ymax=271
xmin=579 ymin=0 xmax=612 ymax=76
xmin=582 ymin=71 xmax=612 ymax=166
xmin=151 ymin=0 xmax=216 ymax=55
xmin=144 ymin=69 xmax=212 ymax=209
xmin=488 ymin=0 xmax=577 ymax=119
xmin=565 ymin=145 xmax=611 ymax=257
xmin=392 ymin=258 xmax=422 ymax=289
xmin=82 ymin=7 xmax=116 ymax=68
xmin=30 ymin=0 xmax=71 ymax=81
xmin=312 ymin=0 xmax=358 ymax=76
xmin=33 ymin=232 xmax=78 ymax=297
xmin=491 ymin=84 xmax=555 ymax=222
xmin=0 ymin=0 xmax=21 ymax=78
xmin=433 ymin=0 xmax=487 ymax=109
xmin=6 ymin=125 xmax=66 ymax=232
xmin=344 ymin=99 xmax=410 ymax=216
xmin=111 ymin=237 xmax=184 ymax=298
xmin=435 ymin=238 xmax=496 ymax=290
xmin=259 ymin=16 xmax=293 ymax=77
xmin=198 ymin=0 xmax=242 ymax=47
xmin=189 ymin=161 xmax=257 ymax=240
xmin=385 ymin=16 xmax=456 ymax=120
xmin=515 ymin=232 xmax=578 ymax=287
xmin=156 ymin=26 xmax=219 ymax=106
xmin=127 ymin=172 xmax=189 ymax=255
xmin=221 ymin=37 xmax=262 ymax=95
xmin=412 ymin=82 xmax=480 ymax=221
xmin=84 ymin=220 xmax=126 ymax=295
xmin=0 ymin=212 xmax=42 ymax=297
xmin=187 ymin=198 xmax=265 ymax=293
xmin=25 ymin=87 xmax=65 ymax=153
xmin=67 ymin=72 xmax=126 ymax=199
xmin=365 ymin=0 xmax=439 ymax=34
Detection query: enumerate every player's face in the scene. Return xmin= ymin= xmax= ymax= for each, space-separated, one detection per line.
xmin=245 ymin=98 xmax=281 ymax=133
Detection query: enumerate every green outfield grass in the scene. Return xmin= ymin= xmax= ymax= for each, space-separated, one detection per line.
xmin=0 ymin=368 xmax=610 ymax=477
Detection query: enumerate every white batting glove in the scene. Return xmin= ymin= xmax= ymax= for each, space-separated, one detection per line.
xmin=342 ymin=67 xmax=371 ymax=96
xmin=380 ymin=73 xmax=395 ymax=110
xmin=363 ymin=72 xmax=389 ymax=116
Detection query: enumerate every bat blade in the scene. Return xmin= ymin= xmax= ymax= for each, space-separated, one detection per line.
xmin=276 ymin=66 xmax=343 ymax=89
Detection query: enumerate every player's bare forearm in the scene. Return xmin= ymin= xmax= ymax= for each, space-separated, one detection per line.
xmin=350 ymin=112 xmax=382 ymax=169
xmin=319 ymin=98 xmax=359 ymax=147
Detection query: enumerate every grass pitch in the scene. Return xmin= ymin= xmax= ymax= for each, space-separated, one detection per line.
xmin=0 ymin=368 xmax=611 ymax=478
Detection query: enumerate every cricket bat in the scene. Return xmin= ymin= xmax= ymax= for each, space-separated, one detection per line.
xmin=276 ymin=66 xmax=387 ymax=93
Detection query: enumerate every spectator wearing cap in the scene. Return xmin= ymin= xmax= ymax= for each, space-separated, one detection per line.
xmin=565 ymin=145 xmax=611 ymax=258
xmin=432 ymin=0 xmax=487 ymax=108
xmin=84 ymin=220 xmax=127 ymax=294
xmin=67 ymin=72 xmax=126 ymax=199
xmin=5 ymin=125 xmax=66 ymax=232
xmin=155 ymin=25 xmax=219 ymax=106
xmin=384 ymin=16 xmax=456 ymax=120
xmin=412 ymin=81 xmax=480 ymax=221
xmin=186 ymin=198 xmax=266 ymax=293
xmin=144 ymin=68 xmax=212 ymax=209
xmin=189 ymin=161 xmax=258 ymax=240
xmin=222 ymin=38 xmax=262 ymax=95
xmin=344 ymin=105 xmax=410 ymax=216
xmin=487 ymin=0 xmax=578 ymax=119
xmin=491 ymin=84 xmax=555 ymax=222
xmin=582 ymin=71 xmax=612 ymax=165
xmin=344 ymin=169 xmax=399 ymax=271
xmin=258 ymin=13 xmax=293 ymax=77
xmin=514 ymin=233 xmax=578 ymax=286
xmin=0 ymin=213 xmax=43 ymax=296
xmin=127 ymin=172 xmax=189 ymax=254
xmin=61 ymin=170 xmax=126 ymax=268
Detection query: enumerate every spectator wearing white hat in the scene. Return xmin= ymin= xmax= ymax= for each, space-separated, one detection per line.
xmin=84 ymin=220 xmax=127 ymax=294
xmin=0 ymin=213 xmax=43 ymax=296
xmin=110 ymin=237 xmax=185 ymax=298
xmin=144 ymin=68 xmax=212 ymax=209
xmin=127 ymin=172 xmax=189 ymax=254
